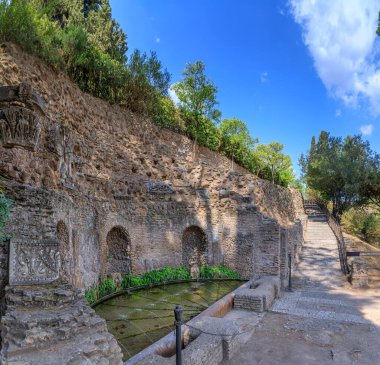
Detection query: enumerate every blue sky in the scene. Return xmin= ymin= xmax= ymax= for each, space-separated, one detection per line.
xmin=110 ymin=0 xmax=380 ymax=176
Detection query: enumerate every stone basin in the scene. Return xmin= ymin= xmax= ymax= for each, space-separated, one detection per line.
xmin=93 ymin=280 xmax=246 ymax=362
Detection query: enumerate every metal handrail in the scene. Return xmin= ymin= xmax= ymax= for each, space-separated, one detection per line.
xmin=305 ymin=199 xmax=350 ymax=275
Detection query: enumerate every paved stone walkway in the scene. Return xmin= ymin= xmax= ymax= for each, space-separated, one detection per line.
xmin=224 ymin=207 xmax=380 ymax=365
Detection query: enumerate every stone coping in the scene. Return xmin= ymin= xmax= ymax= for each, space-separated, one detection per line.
xmin=91 ymin=278 xmax=247 ymax=307
xmin=125 ymin=280 xmax=251 ymax=365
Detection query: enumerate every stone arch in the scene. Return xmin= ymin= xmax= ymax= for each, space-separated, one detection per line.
xmin=182 ymin=226 xmax=208 ymax=268
xmin=106 ymin=226 xmax=131 ymax=276
xmin=57 ymin=220 xmax=71 ymax=283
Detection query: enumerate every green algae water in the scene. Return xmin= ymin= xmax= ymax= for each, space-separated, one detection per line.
xmin=94 ymin=280 xmax=242 ymax=361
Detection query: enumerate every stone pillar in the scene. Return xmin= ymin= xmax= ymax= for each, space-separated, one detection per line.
xmin=351 ymin=258 xmax=369 ymax=288
xmin=255 ymin=217 xmax=281 ymax=278
xmin=279 ymin=227 xmax=289 ymax=288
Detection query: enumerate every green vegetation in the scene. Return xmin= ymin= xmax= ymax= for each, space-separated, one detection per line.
xmin=199 ymin=265 xmax=241 ymax=279
xmin=85 ymin=265 xmax=241 ymax=304
xmin=300 ymin=131 xmax=380 ymax=218
xmin=341 ymin=208 xmax=380 ymax=246
xmin=300 ymin=131 xmax=379 ymax=245
xmin=219 ymin=118 xmax=257 ymax=170
xmin=97 ymin=277 xmax=116 ymax=297
xmin=173 ymin=61 xmax=295 ymax=186
xmin=254 ymin=142 xmax=294 ymax=186
xmin=172 ymin=61 xmax=221 ymax=155
xmin=0 ymin=180 xmax=12 ymax=240
xmin=0 ymin=0 xmax=296 ymax=187
xmin=0 ymin=0 xmax=169 ymax=111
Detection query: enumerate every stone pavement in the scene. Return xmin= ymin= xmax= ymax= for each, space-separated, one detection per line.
xmin=223 ymin=207 xmax=380 ymax=365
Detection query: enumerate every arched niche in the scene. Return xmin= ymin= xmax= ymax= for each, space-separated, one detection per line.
xmin=106 ymin=226 xmax=131 ymax=276
xmin=182 ymin=226 xmax=208 ymax=268
xmin=57 ymin=220 xmax=71 ymax=283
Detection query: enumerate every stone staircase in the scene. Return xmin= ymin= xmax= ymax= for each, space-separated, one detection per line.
xmin=296 ymin=203 xmax=343 ymax=289
xmin=272 ymin=203 xmax=369 ymax=325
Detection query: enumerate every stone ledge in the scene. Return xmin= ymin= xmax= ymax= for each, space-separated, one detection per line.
xmin=234 ymin=276 xmax=280 ymax=312
xmin=0 ymin=284 xmax=123 ymax=365
xmin=135 ymin=333 xmax=222 ymax=365
xmin=4 ymin=284 xmax=84 ymax=309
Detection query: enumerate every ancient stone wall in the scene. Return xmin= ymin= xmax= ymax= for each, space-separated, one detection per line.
xmin=0 ymin=240 xmax=8 ymax=316
xmin=0 ymin=43 xmax=306 ymax=295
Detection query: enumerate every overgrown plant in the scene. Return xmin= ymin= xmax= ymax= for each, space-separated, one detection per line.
xmin=85 ymin=265 xmax=240 ymax=304
xmin=0 ymin=180 xmax=12 ymax=240
xmin=341 ymin=208 xmax=380 ymax=245
xmin=97 ymin=278 xmax=116 ymax=298
xmin=0 ymin=1 xmax=297 ymax=187
xmin=199 ymin=265 xmax=241 ymax=279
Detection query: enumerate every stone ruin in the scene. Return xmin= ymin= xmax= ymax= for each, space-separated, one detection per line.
xmin=0 ymin=43 xmax=308 ymax=364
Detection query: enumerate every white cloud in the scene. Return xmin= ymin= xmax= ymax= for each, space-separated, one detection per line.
xmin=155 ymin=37 xmax=161 ymax=43
xmin=360 ymin=124 xmax=373 ymax=135
xmin=260 ymin=72 xmax=268 ymax=83
xmin=289 ymin=0 xmax=380 ymax=115
xmin=335 ymin=109 xmax=342 ymax=117
xmin=169 ymin=87 xmax=180 ymax=105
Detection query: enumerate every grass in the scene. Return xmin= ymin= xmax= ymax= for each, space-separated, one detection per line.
xmin=85 ymin=265 xmax=240 ymax=305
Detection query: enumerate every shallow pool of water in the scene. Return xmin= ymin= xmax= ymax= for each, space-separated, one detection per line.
xmin=94 ymin=280 xmax=242 ymax=360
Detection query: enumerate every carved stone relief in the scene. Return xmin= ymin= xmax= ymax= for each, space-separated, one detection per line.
xmin=57 ymin=125 xmax=74 ymax=182
xmin=46 ymin=123 xmax=74 ymax=185
xmin=0 ymin=106 xmax=42 ymax=151
xmin=9 ymin=239 xmax=60 ymax=285
xmin=0 ymin=83 xmax=45 ymax=151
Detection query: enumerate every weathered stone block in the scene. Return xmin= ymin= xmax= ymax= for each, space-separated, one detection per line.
xmin=351 ymin=258 xmax=369 ymax=288
xmin=234 ymin=276 xmax=279 ymax=312
xmin=9 ymin=239 xmax=60 ymax=285
xmin=145 ymin=182 xmax=174 ymax=194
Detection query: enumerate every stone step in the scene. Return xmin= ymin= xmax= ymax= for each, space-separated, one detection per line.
xmin=272 ymin=291 xmax=369 ymax=325
xmin=305 ymin=237 xmax=336 ymax=240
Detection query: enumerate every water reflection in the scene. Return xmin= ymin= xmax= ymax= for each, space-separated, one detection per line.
xmin=94 ymin=280 xmax=242 ymax=360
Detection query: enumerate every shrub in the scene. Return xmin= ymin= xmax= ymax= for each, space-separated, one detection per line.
xmin=85 ymin=288 xmax=97 ymax=304
xmin=342 ymin=208 xmax=380 ymax=245
xmin=363 ymin=213 xmax=380 ymax=244
xmin=199 ymin=265 xmax=240 ymax=279
xmin=0 ymin=181 xmax=12 ymax=240
xmin=85 ymin=265 xmax=241 ymax=304
xmin=121 ymin=274 xmax=145 ymax=289
xmin=98 ymin=278 xmax=116 ymax=298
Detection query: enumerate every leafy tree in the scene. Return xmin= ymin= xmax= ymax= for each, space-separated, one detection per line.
xmin=124 ymin=49 xmax=171 ymax=115
xmin=172 ymin=61 xmax=220 ymax=154
xmin=358 ymin=159 xmax=380 ymax=212
xmin=219 ymin=118 xmax=257 ymax=169
xmin=255 ymin=142 xmax=294 ymax=185
xmin=301 ymin=131 xmax=379 ymax=218
xmin=290 ymin=178 xmax=305 ymax=193
xmin=152 ymin=96 xmax=184 ymax=132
